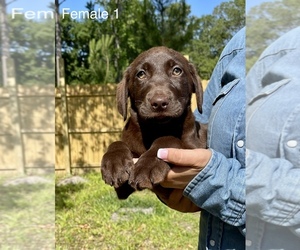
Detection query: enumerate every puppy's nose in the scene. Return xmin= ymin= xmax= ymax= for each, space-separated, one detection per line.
xmin=150 ymin=96 xmax=169 ymax=111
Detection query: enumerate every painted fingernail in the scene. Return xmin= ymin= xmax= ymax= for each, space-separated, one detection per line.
xmin=157 ymin=148 xmax=168 ymax=160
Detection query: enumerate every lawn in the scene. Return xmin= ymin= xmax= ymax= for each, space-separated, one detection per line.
xmin=56 ymin=173 xmax=200 ymax=249
xmin=0 ymin=175 xmax=55 ymax=249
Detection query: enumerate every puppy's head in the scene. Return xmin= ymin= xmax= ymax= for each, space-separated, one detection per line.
xmin=117 ymin=46 xmax=203 ymax=121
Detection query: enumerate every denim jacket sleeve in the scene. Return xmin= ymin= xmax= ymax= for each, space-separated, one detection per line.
xmin=246 ymin=149 xmax=300 ymax=228
xmin=184 ymin=149 xmax=245 ymax=227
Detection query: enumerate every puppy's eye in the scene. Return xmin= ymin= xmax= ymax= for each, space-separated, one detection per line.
xmin=172 ymin=67 xmax=182 ymax=76
xmin=136 ymin=70 xmax=146 ymax=79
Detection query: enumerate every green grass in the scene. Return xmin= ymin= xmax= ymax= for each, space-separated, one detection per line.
xmin=56 ymin=173 xmax=200 ymax=249
xmin=0 ymin=175 xmax=55 ymax=249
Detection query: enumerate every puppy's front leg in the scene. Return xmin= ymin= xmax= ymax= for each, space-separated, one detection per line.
xmin=101 ymin=141 xmax=135 ymax=199
xmin=129 ymin=136 xmax=183 ymax=190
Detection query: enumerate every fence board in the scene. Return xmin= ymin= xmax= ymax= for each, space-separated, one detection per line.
xmin=55 ymin=84 xmax=124 ymax=174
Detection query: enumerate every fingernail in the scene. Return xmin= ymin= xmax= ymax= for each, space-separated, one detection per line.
xmin=157 ymin=148 xmax=168 ymax=160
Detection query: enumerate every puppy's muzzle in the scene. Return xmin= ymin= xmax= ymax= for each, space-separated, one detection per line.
xmin=150 ymin=94 xmax=170 ymax=112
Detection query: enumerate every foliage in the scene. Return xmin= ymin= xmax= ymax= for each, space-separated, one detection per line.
xmin=56 ymin=173 xmax=200 ymax=249
xmin=246 ymin=0 xmax=300 ymax=70
xmin=58 ymin=0 xmax=245 ymax=84
xmin=3 ymin=1 xmax=245 ymax=85
xmin=88 ymin=35 xmax=114 ymax=84
xmin=6 ymin=15 xmax=55 ymax=85
xmin=184 ymin=0 xmax=245 ymax=79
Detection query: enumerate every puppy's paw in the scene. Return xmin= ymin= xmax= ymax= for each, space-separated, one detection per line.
xmin=101 ymin=141 xmax=134 ymax=188
xmin=129 ymin=156 xmax=170 ymax=190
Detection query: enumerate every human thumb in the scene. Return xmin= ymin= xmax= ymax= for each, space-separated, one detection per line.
xmin=157 ymin=148 xmax=211 ymax=167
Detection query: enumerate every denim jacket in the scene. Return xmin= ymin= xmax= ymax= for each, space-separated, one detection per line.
xmin=184 ymin=28 xmax=246 ymax=250
xmin=246 ymin=27 xmax=300 ymax=249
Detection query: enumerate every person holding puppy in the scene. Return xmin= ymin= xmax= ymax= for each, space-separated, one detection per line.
xmin=157 ymin=26 xmax=300 ymax=249
xmin=157 ymin=27 xmax=246 ymax=250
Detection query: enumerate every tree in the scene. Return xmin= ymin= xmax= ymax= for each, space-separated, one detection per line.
xmin=88 ymin=35 xmax=114 ymax=84
xmin=51 ymin=0 xmax=66 ymax=86
xmin=95 ymin=0 xmax=160 ymax=82
xmin=60 ymin=0 xmax=199 ymax=84
xmin=247 ymin=0 xmax=300 ymax=70
xmin=160 ymin=1 xmax=197 ymax=51
xmin=0 ymin=0 xmax=17 ymax=86
xmin=60 ymin=1 xmax=114 ymax=84
xmin=7 ymin=15 xmax=55 ymax=85
xmin=185 ymin=0 xmax=245 ymax=79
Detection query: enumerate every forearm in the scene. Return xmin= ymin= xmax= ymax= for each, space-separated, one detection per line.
xmin=183 ymin=149 xmax=245 ymax=226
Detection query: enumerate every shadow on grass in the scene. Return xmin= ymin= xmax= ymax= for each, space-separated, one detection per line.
xmin=55 ymin=183 xmax=85 ymax=210
xmin=0 ymin=183 xmax=51 ymax=210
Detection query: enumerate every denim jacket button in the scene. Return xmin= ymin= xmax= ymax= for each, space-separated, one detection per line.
xmin=209 ymin=240 xmax=216 ymax=246
xmin=246 ymin=239 xmax=252 ymax=246
xmin=286 ymin=140 xmax=298 ymax=148
xmin=237 ymin=140 xmax=244 ymax=148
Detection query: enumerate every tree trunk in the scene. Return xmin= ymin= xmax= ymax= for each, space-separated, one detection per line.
xmin=0 ymin=0 xmax=9 ymax=86
xmin=113 ymin=0 xmax=121 ymax=82
xmin=55 ymin=0 xmax=61 ymax=86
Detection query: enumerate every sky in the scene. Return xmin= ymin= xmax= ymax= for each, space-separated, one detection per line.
xmin=58 ymin=0 xmax=229 ymax=17
xmin=6 ymin=0 xmax=229 ymax=17
xmin=6 ymin=0 xmax=271 ymax=18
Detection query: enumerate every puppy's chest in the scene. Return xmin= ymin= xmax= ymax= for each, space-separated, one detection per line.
xmin=141 ymin=125 xmax=183 ymax=148
xmin=122 ymin=113 xmax=201 ymax=156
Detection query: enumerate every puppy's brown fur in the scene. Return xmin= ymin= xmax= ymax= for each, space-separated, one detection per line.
xmin=101 ymin=46 xmax=207 ymax=199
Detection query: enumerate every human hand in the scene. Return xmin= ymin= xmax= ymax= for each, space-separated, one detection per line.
xmin=155 ymin=188 xmax=201 ymax=213
xmin=157 ymin=148 xmax=212 ymax=189
xmin=152 ymin=148 xmax=211 ymax=213
xmin=132 ymin=157 xmax=200 ymax=212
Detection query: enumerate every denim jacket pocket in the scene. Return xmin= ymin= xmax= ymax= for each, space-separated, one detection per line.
xmin=208 ymin=78 xmax=245 ymax=161
xmin=212 ymin=79 xmax=240 ymax=105
xmin=248 ymin=78 xmax=291 ymax=105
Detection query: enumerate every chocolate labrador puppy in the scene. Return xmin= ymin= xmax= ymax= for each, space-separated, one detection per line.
xmin=101 ymin=46 xmax=207 ymax=199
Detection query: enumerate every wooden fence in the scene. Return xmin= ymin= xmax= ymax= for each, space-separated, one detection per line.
xmin=0 ymin=85 xmax=55 ymax=175
xmin=54 ymin=81 xmax=207 ymax=175
xmin=1 ymin=81 xmax=207 ymax=176
xmin=55 ymin=84 xmax=124 ymax=175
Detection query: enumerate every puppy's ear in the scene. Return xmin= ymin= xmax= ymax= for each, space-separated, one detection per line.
xmin=189 ymin=63 xmax=203 ymax=113
xmin=117 ymin=68 xmax=130 ymax=120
